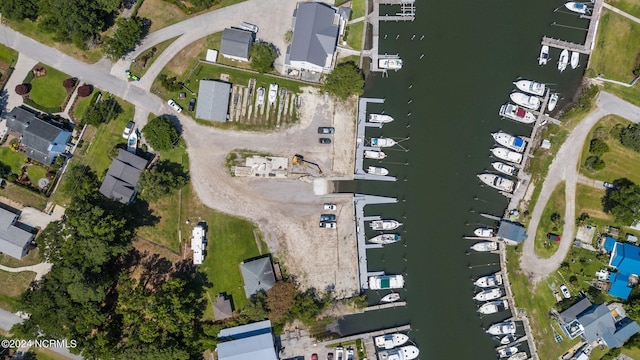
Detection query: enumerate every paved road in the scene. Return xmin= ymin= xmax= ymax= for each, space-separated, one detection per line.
xmin=521 ymin=92 xmax=640 ymax=283
xmin=0 ymin=262 xmax=52 ymax=281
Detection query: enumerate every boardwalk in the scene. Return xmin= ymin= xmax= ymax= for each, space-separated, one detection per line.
xmin=364 ymin=0 xmax=415 ymax=72
xmin=355 ymin=98 xmax=397 ymax=182
xmin=541 ymin=0 xmax=603 ymax=54
xmin=323 ymin=324 xmax=412 ymax=360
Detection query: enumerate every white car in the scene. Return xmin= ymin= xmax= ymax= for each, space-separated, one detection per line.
xmin=168 ymin=99 xmax=182 ymax=113
xmin=560 ymin=284 xmax=571 ymax=299
xmin=122 ymin=121 xmax=135 ymax=139
xmin=324 ymin=203 xmax=337 ymax=211
xmin=320 ymin=221 xmax=337 ymax=229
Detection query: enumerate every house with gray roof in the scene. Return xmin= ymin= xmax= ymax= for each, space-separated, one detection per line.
xmin=285 ymin=2 xmax=348 ymax=73
xmin=0 ymin=206 xmax=35 ymax=259
xmin=240 ymin=256 xmax=276 ymax=298
xmin=99 ymin=149 xmax=148 ymax=204
xmin=217 ymin=320 xmax=278 ymax=360
xmin=221 ymin=28 xmax=255 ymax=62
xmin=5 ymin=106 xmax=71 ymax=165
xmin=195 ymin=80 xmax=231 ymax=122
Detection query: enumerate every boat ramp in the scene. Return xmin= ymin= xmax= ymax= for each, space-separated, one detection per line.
xmin=541 ymin=0 xmax=603 ymax=55
xmin=355 ymin=97 xmax=397 ymax=182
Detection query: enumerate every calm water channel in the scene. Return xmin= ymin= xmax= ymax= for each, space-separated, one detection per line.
xmin=339 ymin=0 xmax=589 ymax=358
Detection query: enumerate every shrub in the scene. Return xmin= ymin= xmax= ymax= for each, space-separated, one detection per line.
xmin=619 ymin=124 xmax=640 ymax=153
xmin=142 ymin=116 xmax=180 ymax=150
xmin=585 ymin=155 xmax=605 ymax=171
xmin=15 ymin=84 xmax=30 ymax=96
xmin=63 ymin=78 xmax=76 ymax=90
xmin=158 ymin=74 xmax=182 ymax=92
xmin=77 ymin=85 xmax=92 ymax=97
xmin=81 ymin=97 xmax=122 ymax=126
xmin=589 ymin=138 xmax=609 ymax=156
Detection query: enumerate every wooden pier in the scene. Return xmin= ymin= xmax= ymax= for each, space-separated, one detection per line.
xmin=362 ymin=301 xmax=407 ymax=312
xmin=540 ymin=0 xmax=603 ymax=54
xmin=364 ymin=0 xmax=415 ymax=72
xmin=322 ymin=324 xmax=412 ymax=360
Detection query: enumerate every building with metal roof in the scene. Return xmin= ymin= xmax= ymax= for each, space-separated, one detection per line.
xmin=217 ymin=320 xmax=278 ymax=360
xmin=213 ymin=294 xmax=233 ymax=321
xmin=99 ymin=149 xmax=148 ymax=204
xmin=496 ymin=220 xmax=527 ymax=245
xmin=240 ymin=256 xmax=276 ymax=298
xmin=221 ymin=28 xmax=255 ymax=62
xmin=604 ymin=241 xmax=640 ymax=299
xmin=0 ymin=206 xmax=34 ymax=259
xmin=195 ymin=80 xmax=231 ymax=122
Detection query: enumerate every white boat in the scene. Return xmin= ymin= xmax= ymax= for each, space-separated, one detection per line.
xmin=499 ymin=103 xmax=536 ymax=124
xmin=538 ymin=45 xmax=549 ymax=66
xmin=368 ymin=274 xmax=404 ymax=290
xmin=371 ymin=137 xmax=397 ymax=148
xmin=367 ymin=166 xmax=389 ymax=176
xmin=474 ymin=227 xmax=494 ymax=237
xmin=478 ymin=299 xmax=509 ymax=315
xmin=369 ymin=114 xmax=394 ymax=123
xmin=380 ymin=292 xmax=401 ymax=303
xmin=478 ymin=173 xmax=515 ymax=192
xmin=364 ymin=150 xmax=387 ymax=159
xmin=369 ymin=233 xmax=401 ymax=245
xmin=491 ymin=147 xmax=523 ymax=164
xmin=374 ymin=333 xmax=409 ymax=349
xmin=558 ymin=49 xmax=569 ymax=73
xmin=565 ymin=1 xmax=589 ymax=14
xmin=470 ymin=241 xmax=498 ymax=252
xmin=486 ymin=321 xmax=517 ymax=336
xmin=370 ymin=219 xmax=402 ymax=231
xmin=570 ymin=51 xmax=580 ymax=69
xmin=256 ymin=87 xmax=265 ymax=105
xmin=378 ymin=58 xmax=403 ymax=70
xmin=492 ymin=131 xmax=526 ymax=152
xmin=473 ymin=288 xmax=503 ymax=301
xmin=507 ymin=353 xmax=528 ymax=360
xmin=475 ymin=273 xmax=503 ymax=288
xmin=491 ymin=161 xmax=516 ymax=176
xmin=547 ymin=93 xmax=559 ymax=112
xmin=510 ymin=92 xmax=540 ymax=110
xmin=498 ymin=346 xmax=520 ymax=358
xmin=268 ymin=83 xmax=278 ymax=104
xmin=514 ymin=79 xmax=546 ymax=97
xmin=499 ymin=334 xmax=519 ymax=345
xmin=377 ymin=345 xmax=419 ymax=360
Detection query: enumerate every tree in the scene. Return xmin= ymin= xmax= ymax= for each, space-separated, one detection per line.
xmin=324 ymin=62 xmax=364 ymax=100
xmin=0 ymin=0 xmax=39 ymax=21
xmin=584 ymin=155 xmax=605 ymax=171
xmin=619 ymin=124 xmax=640 ymax=153
xmin=589 ymin=138 xmax=609 ymax=156
xmin=266 ymin=281 xmax=297 ymax=323
xmin=138 ymin=160 xmax=189 ymax=202
xmin=602 ymin=181 xmax=640 ymax=225
xmin=15 ymin=84 xmax=30 ymax=96
xmin=81 ymin=97 xmax=122 ymax=126
xmin=38 ymin=0 xmax=112 ymax=48
xmin=158 ymin=74 xmax=183 ymax=92
xmin=142 ymin=116 xmax=180 ymax=150
xmin=249 ymin=42 xmax=277 ymax=73
xmin=104 ymin=17 xmax=145 ymax=59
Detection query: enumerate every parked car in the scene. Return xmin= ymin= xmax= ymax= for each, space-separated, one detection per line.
xmin=318 ymin=127 xmax=335 ymax=134
xmin=240 ymin=22 xmax=259 ymax=33
xmin=547 ymin=233 xmax=561 ymax=242
xmin=603 ymin=182 xmax=618 ymax=190
xmin=319 ymin=138 xmax=332 ymax=144
xmin=324 ymin=203 xmax=337 ymax=211
xmin=122 ymin=121 xmax=135 ymax=139
xmin=188 ymin=98 xmax=196 ymax=112
xmin=311 ymin=354 xmax=318 ymax=360
xmin=320 ymin=214 xmax=336 ymax=221
xmin=320 ymin=221 xmax=337 ymax=229
xmin=560 ymin=284 xmax=571 ymax=299
xmin=168 ymin=99 xmax=182 ymax=113
xmin=327 ymin=353 xmax=334 ymax=360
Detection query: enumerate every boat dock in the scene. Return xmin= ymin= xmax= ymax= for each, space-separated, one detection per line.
xmin=324 ymin=324 xmax=412 ymax=359
xmin=541 ymin=0 xmax=603 ymax=54
xmin=354 ymin=193 xmax=398 ymax=289
xmin=355 ymin=97 xmax=397 ymax=182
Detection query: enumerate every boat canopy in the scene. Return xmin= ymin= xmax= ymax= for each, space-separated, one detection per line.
xmin=516 ymin=107 xmax=525 ymax=117
xmin=380 ymin=278 xmax=390 ymax=288
xmin=514 ymin=137 xmax=524 ymax=147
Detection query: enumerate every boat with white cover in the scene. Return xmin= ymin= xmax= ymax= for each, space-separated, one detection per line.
xmin=369 ymin=114 xmax=394 ymax=123
xmin=380 ymin=292 xmax=401 ymax=303
xmin=491 ymin=147 xmax=523 ymax=164
xmin=547 ymin=93 xmax=559 ymax=111
xmin=371 ymin=137 xmax=397 ymax=148
xmin=474 ymin=227 xmax=494 ymax=237
xmin=486 ymin=321 xmax=517 ymax=336
xmin=377 ymin=345 xmax=419 ymax=360
xmin=558 ymin=49 xmax=569 ymax=72
xmin=379 ymin=58 xmax=403 ymax=70
xmin=370 ymin=219 xmax=402 ymax=231
xmin=499 ymin=334 xmax=520 ymax=345
xmin=478 ymin=299 xmax=509 ymax=315
xmin=478 ymin=173 xmax=515 ymax=192
xmin=475 ymin=273 xmax=503 ymax=288
xmin=492 ymin=131 xmax=526 ymax=152
xmin=471 ymin=241 xmax=498 ymax=252
xmin=565 ymin=1 xmax=589 ymax=14
xmin=268 ymin=83 xmax=278 ymax=104
xmin=510 ymin=92 xmax=540 ymax=110
xmin=507 ymin=352 xmax=528 ymax=360
xmin=499 ymin=103 xmax=536 ymax=124
xmin=538 ymin=45 xmax=549 ymax=66
xmin=369 ymin=234 xmax=401 ymax=245
xmin=492 ymin=161 xmax=517 ymax=176
xmin=514 ymin=79 xmax=546 ymax=97
xmin=473 ymin=288 xmax=503 ymax=301
xmin=367 ymin=166 xmax=389 ymax=176
xmin=369 ymin=274 xmax=405 ymax=290
xmin=498 ymin=346 xmax=519 ymax=358
xmin=364 ymin=150 xmax=386 ymax=159
xmin=571 ymin=51 xmax=580 ymax=69
xmin=374 ymin=333 xmax=409 ymax=349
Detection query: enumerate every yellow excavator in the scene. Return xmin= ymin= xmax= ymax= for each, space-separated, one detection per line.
xmin=292 ymin=154 xmax=322 ymax=174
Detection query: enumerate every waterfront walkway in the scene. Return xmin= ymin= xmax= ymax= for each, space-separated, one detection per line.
xmin=541 ymin=0 xmax=603 ymax=54
xmin=355 ymin=98 xmax=397 ymax=182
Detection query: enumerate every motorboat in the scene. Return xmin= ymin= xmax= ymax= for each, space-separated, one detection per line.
xmin=369 ymin=234 xmax=401 ymax=245
xmin=380 ymin=292 xmax=401 ymax=303
xmin=470 ymin=241 xmax=498 ymax=252
xmin=558 ymin=49 xmax=569 ymax=73
xmin=492 ymin=161 xmax=517 ymax=176
xmin=379 ymin=58 xmax=403 ymax=70
xmin=478 ymin=173 xmax=515 ymax=192
xmin=370 ymin=219 xmax=402 ymax=231
xmin=474 ymin=273 xmax=503 ymax=288
xmin=547 ymin=93 xmax=559 ymax=112
xmin=369 ymin=114 xmax=394 ymax=123
xmin=507 ymin=353 xmax=528 ymax=360
xmin=499 ymin=103 xmax=536 ymax=124
xmin=538 ymin=45 xmax=549 ymax=66
xmin=514 ymin=79 xmax=546 ymax=97
xmin=474 ymin=227 xmax=494 ymax=237
xmin=491 ymin=147 xmax=523 ymax=164
xmin=478 ymin=299 xmax=509 ymax=315
xmin=368 ymin=274 xmax=405 ymax=290
xmin=570 ymin=51 xmax=580 ymax=69
xmin=268 ymin=83 xmax=278 ymax=104
xmin=364 ymin=150 xmax=387 ymax=159
xmin=367 ymin=166 xmax=390 ymax=176
xmin=374 ymin=333 xmax=410 ymax=349
xmin=510 ymin=92 xmax=540 ymax=110
xmin=499 ymin=334 xmax=520 ymax=345
xmin=371 ymin=137 xmax=397 ymax=148
xmin=377 ymin=345 xmax=419 ymax=360
xmin=256 ymin=87 xmax=265 ymax=105
xmin=498 ymin=346 xmax=519 ymax=358
xmin=473 ymin=288 xmax=503 ymax=301
xmin=492 ymin=131 xmax=526 ymax=152
xmin=565 ymin=1 xmax=589 ymax=14
xmin=486 ymin=321 xmax=517 ymax=336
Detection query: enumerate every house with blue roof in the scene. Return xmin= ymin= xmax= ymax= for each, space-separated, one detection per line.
xmin=605 ymin=240 xmax=640 ymax=299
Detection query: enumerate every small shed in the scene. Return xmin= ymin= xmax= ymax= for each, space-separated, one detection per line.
xmin=195 ymin=80 xmax=231 ymax=122
xmin=213 ymin=294 xmax=233 ymax=321
xmin=220 ymin=28 xmax=255 ymax=62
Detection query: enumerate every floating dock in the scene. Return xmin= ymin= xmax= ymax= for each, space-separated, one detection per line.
xmin=541 ymin=0 xmax=603 ymax=54
xmin=355 ymin=97 xmax=397 ymax=182
xmin=323 ymin=323 xmax=412 ymax=360
xmin=364 ymin=0 xmax=415 ymax=73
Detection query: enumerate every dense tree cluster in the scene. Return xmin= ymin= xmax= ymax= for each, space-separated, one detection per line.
xmin=158 ymin=74 xmax=183 ymax=92
xmin=142 ymin=115 xmax=180 ymax=150
xmin=602 ymin=179 xmax=640 ymax=225
xmin=249 ymin=42 xmax=277 ymax=73
xmin=618 ymin=123 xmax=640 ymax=153
xmin=0 ymin=0 xmax=39 ymax=21
xmin=323 ymin=62 xmax=364 ymax=100
xmin=104 ymin=17 xmax=146 ymax=59
xmin=81 ymin=95 xmax=123 ymax=126
xmin=138 ymin=160 xmax=189 ymax=202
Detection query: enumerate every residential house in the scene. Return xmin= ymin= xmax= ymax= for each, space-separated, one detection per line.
xmin=99 ymin=149 xmax=148 ymax=204
xmin=240 ymin=256 xmax=276 ymax=298
xmin=195 ymin=80 xmax=231 ymax=122
xmin=220 ymin=28 xmax=255 ymax=62
xmin=496 ymin=220 xmax=527 ymax=245
xmin=0 ymin=206 xmax=35 ymax=259
xmin=5 ymin=106 xmax=71 ymax=166
xmin=603 ymin=238 xmax=640 ymax=299
xmin=217 ymin=320 xmax=278 ymax=360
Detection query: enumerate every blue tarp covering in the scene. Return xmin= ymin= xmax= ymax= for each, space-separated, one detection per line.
xmin=514 ymin=137 xmax=524 ymax=147
xmin=608 ymin=273 xmax=632 ymax=300
xmin=610 ymin=242 xmax=640 ymax=275
xmin=604 ymin=237 xmax=617 ymax=253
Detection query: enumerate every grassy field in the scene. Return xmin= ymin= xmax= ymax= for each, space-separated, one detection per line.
xmin=575 ymin=184 xmax=611 ymax=222
xmin=345 ymin=22 xmax=364 ymax=50
xmin=26 ymin=165 xmax=48 ymax=184
xmin=534 ymin=182 xmax=566 ymax=258
xmin=138 ymin=0 xmax=247 ymax=33
xmin=0 ymin=183 xmax=47 ymax=210
xmin=607 ymin=0 xmax=640 ymax=18
xmin=0 ymin=270 xmax=35 ymax=312
xmin=33 ymin=348 xmax=75 ymax=360
xmin=73 ymin=95 xmax=93 ymax=122
xmin=0 ymin=44 xmax=18 ymax=65
xmin=129 ymin=37 xmax=179 ymax=78
xmin=351 ymin=0 xmax=366 ymax=18
xmin=26 ymin=64 xmax=70 ymax=109
xmin=0 ymin=249 xmax=41 ymax=268
xmin=0 ymin=147 xmax=27 ymax=175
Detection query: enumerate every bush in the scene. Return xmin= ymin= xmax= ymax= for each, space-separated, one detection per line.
xmin=81 ymin=97 xmax=122 ymax=126
xmin=619 ymin=124 xmax=640 ymax=153
xmin=589 ymin=138 xmax=609 ymax=156
xmin=158 ymin=74 xmax=183 ymax=92
xmin=63 ymin=78 xmax=76 ymax=90
xmin=142 ymin=116 xmax=180 ymax=150
xmin=323 ymin=62 xmax=364 ymax=100
xmin=15 ymin=84 xmax=30 ymax=96
xmin=77 ymin=85 xmax=92 ymax=98
xmin=585 ymin=155 xmax=605 ymax=171
xmin=250 ymin=42 xmax=277 ymax=73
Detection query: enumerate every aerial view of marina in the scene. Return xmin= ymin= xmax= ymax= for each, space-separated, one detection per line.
xmin=0 ymin=0 xmax=639 ymax=359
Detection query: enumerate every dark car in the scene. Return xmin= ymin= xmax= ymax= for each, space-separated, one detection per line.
xmin=188 ymin=98 xmax=196 ymax=112
xmin=547 ymin=233 xmax=561 ymax=242
xmin=320 ymin=214 xmax=336 ymax=221
xmin=318 ymin=127 xmax=335 ymax=134
xmin=319 ymin=138 xmax=332 ymax=144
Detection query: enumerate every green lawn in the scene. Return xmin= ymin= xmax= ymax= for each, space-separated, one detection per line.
xmin=0 ymin=147 xmax=27 ymax=175
xmin=0 ymin=249 xmax=41 ymax=268
xmin=26 ymin=64 xmax=70 ymax=110
xmin=130 ymin=37 xmax=179 ymax=78
xmin=345 ymin=22 xmax=364 ymax=50
xmin=138 ymin=0 xmax=247 ymax=33
xmin=351 ymin=0 xmax=366 ymax=18
xmin=0 ymin=270 xmax=35 ymax=312
xmin=607 ymin=0 xmax=640 ymax=18
xmin=0 ymin=183 xmax=47 ymax=210
xmin=575 ymin=184 xmax=611 ymax=222
xmin=73 ymin=95 xmax=93 ymax=122
xmin=26 ymin=165 xmax=48 ymax=184
xmin=534 ymin=182 xmax=566 ymax=258
xmin=0 ymin=44 xmax=18 ymax=65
